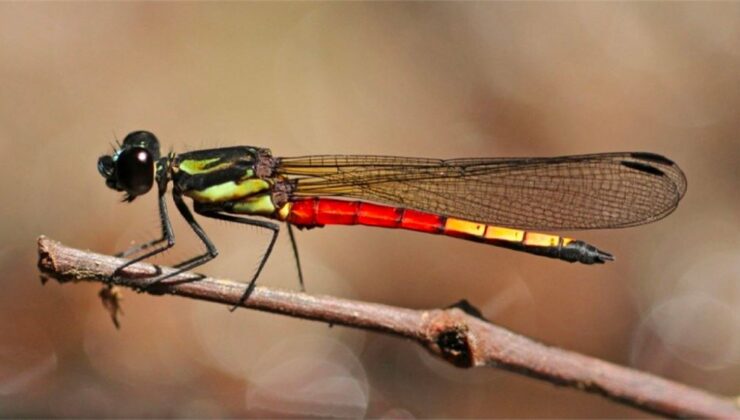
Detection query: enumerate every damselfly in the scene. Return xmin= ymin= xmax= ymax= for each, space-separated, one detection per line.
xmin=98 ymin=131 xmax=686 ymax=305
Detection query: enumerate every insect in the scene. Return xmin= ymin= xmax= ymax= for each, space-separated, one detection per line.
xmin=98 ymin=131 xmax=686 ymax=306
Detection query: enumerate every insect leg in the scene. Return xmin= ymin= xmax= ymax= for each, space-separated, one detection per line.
xmin=162 ymin=191 xmax=219 ymax=274
xmin=111 ymin=185 xmax=175 ymax=279
xmin=117 ymin=189 xmax=219 ymax=289
xmin=286 ymin=223 xmax=305 ymax=292
xmin=194 ymin=208 xmax=280 ymax=311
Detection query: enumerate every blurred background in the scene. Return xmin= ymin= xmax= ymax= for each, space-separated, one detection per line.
xmin=1 ymin=2 xmax=739 ymax=417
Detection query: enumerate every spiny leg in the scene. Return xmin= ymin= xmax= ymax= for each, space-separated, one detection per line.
xmin=194 ymin=209 xmax=280 ymax=311
xmin=121 ymin=190 xmax=220 ymax=289
xmin=161 ymin=192 xmax=219 ymax=275
xmin=111 ymin=188 xmax=175 ymax=280
xmin=115 ymin=191 xmax=171 ymax=257
xmin=286 ymin=223 xmax=305 ymax=292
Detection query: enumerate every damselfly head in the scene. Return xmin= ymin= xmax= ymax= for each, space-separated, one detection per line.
xmin=98 ymin=131 xmax=162 ymax=202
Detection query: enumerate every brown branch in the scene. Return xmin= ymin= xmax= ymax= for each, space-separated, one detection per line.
xmin=37 ymin=236 xmax=739 ymax=418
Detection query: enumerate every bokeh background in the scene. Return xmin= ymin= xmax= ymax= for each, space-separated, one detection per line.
xmin=1 ymin=2 xmax=739 ymax=417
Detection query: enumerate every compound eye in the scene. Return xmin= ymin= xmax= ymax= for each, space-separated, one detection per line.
xmin=116 ymin=147 xmax=154 ymax=196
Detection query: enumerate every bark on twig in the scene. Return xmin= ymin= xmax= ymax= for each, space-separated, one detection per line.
xmin=37 ymin=236 xmax=739 ymax=418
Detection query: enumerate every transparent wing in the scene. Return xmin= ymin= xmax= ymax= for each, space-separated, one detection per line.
xmin=276 ymin=152 xmax=687 ymax=230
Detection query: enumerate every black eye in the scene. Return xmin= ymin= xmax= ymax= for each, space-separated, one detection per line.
xmin=123 ymin=131 xmax=161 ymax=160
xmin=116 ymin=147 xmax=154 ymax=196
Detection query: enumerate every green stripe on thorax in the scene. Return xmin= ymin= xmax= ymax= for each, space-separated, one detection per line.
xmin=186 ymin=178 xmax=269 ymax=203
xmin=231 ymin=194 xmax=277 ymax=216
xmin=178 ymin=157 xmax=232 ymax=175
xmin=175 ymin=150 xmax=277 ymax=214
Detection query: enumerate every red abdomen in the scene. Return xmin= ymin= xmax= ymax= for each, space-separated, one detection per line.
xmin=281 ymin=198 xmax=611 ymax=264
xmin=285 ymin=198 xmax=444 ymax=234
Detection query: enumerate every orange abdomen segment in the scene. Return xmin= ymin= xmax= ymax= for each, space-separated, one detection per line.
xmin=282 ymin=198 xmax=612 ymax=264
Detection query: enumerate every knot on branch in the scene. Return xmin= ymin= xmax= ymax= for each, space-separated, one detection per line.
xmin=435 ymin=326 xmax=473 ymax=368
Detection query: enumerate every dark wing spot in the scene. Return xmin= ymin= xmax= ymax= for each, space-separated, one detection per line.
xmin=622 ymin=160 xmax=666 ymax=177
xmin=629 ymin=152 xmax=675 ymax=166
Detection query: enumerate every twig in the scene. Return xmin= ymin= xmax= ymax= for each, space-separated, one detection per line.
xmin=37 ymin=236 xmax=739 ymax=418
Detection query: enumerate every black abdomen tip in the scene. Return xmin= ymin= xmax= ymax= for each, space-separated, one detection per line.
xmin=561 ymin=240 xmax=614 ymax=264
xmin=629 ymin=152 xmax=676 ymax=166
xmin=621 ymin=160 xmax=666 ymax=177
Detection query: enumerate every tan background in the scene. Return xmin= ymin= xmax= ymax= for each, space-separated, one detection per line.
xmin=1 ymin=2 xmax=739 ymax=417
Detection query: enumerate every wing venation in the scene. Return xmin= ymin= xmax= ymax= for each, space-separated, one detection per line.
xmin=276 ymin=152 xmax=687 ymax=230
